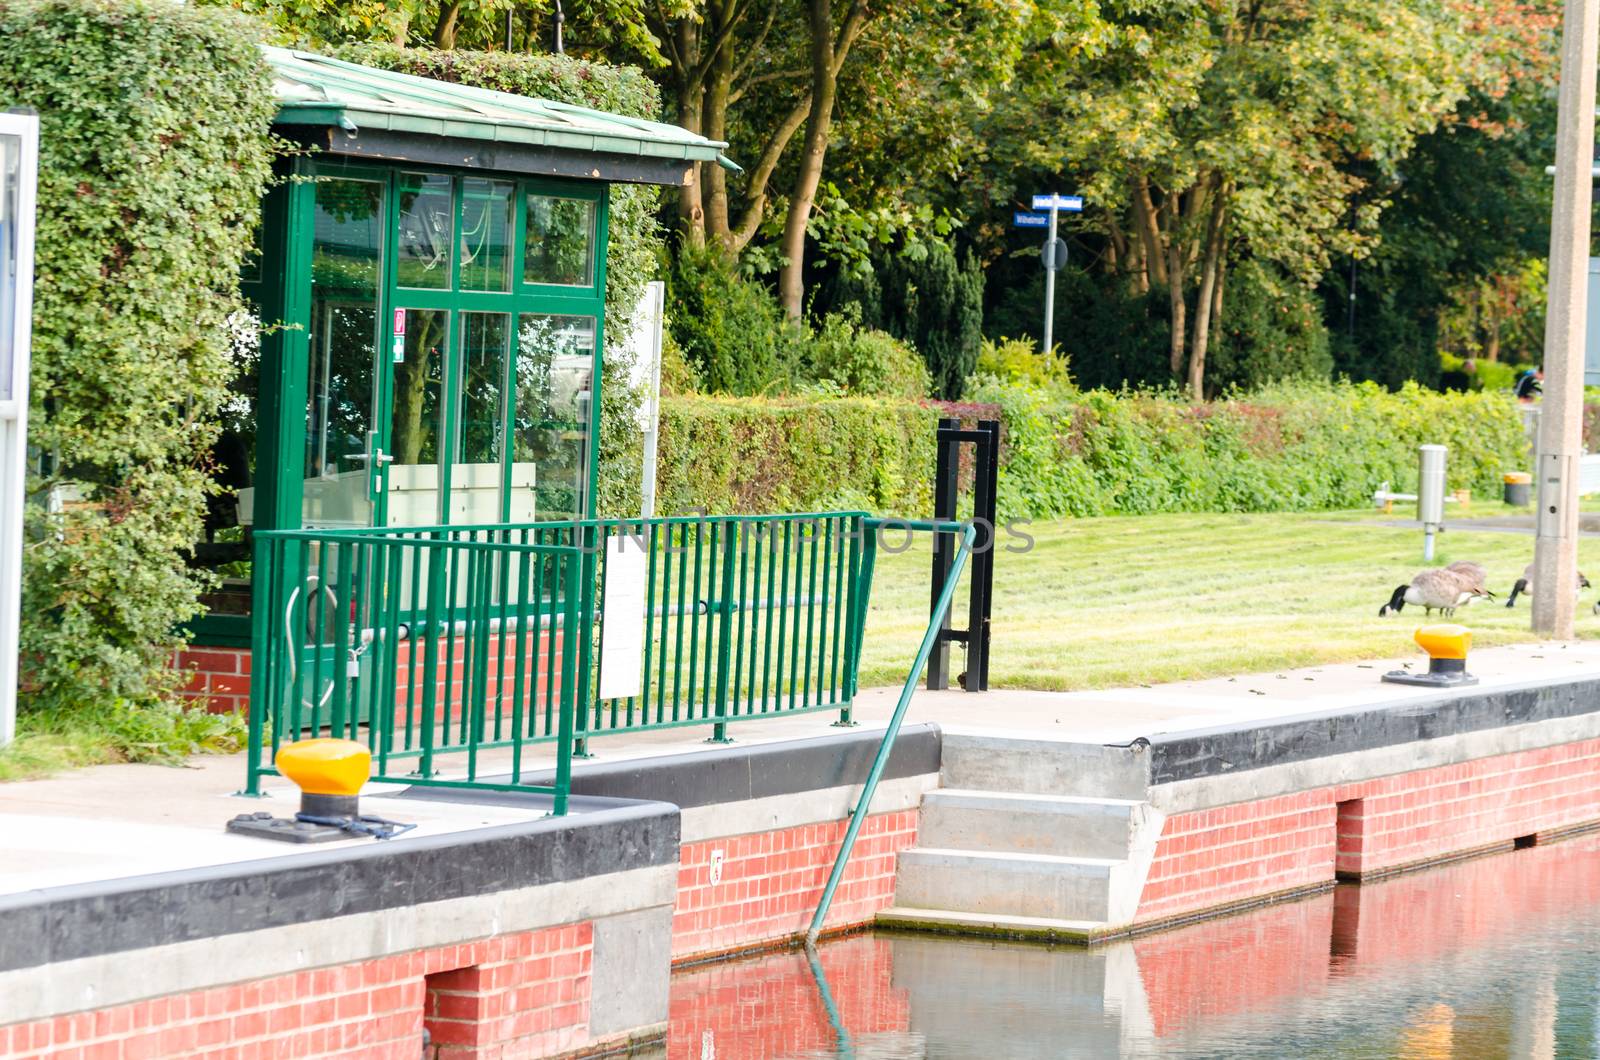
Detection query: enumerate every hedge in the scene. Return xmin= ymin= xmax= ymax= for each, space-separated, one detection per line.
xmin=654 ymin=397 xmax=941 ymax=516
xmin=3 ymin=0 xmax=275 ymax=715
xmin=336 ymin=44 xmax=666 ymax=517
xmin=656 ymin=382 xmax=1535 ymax=521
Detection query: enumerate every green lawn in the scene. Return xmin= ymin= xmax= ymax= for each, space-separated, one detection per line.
xmin=854 ymin=510 xmax=1600 ymax=691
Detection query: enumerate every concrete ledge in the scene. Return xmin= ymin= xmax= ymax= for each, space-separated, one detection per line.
xmin=1144 ymin=676 xmax=1600 ymax=786
xmin=875 ymin=907 xmax=1114 ymax=944
xmin=0 ymin=799 xmax=678 ymax=974
xmin=514 ymin=723 xmax=942 ymax=808
xmin=0 ymin=865 xmax=676 ymax=1025
xmin=1150 ymin=709 xmax=1600 ymax=813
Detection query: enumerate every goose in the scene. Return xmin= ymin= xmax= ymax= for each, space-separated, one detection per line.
xmin=1379 ymin=567 xmax=1494 ymax=617
xmin=1446 ymin=561 xmax=1489 ymax=593
xmin=1503 ymin=564 xmax=1592 ymax=609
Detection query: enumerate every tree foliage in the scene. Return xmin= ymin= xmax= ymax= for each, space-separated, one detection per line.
xmin=0 ymin=0 xmax=276 ymax=713
xmin=979 ymin=0 xmax=1555 ymax=394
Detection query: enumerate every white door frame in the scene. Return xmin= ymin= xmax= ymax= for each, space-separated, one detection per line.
xmin=0 ymin=110 xmax=39 ymax=747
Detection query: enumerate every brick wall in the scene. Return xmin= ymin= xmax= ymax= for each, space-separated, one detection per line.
xmin=672 ymin=809 xmax=919 ymax=963
xmin=0 ymin=921 xmax=600 ymax=1060
xmin=1136 ymin=737 xmax=1600 ymax=925
xmin=173 ymin=630 xmax=566 ymax=732
xmin=175 ymin=647 xmax=252 ymax=716
xmin=1137 ymin=791 xmax=1335 ymax=924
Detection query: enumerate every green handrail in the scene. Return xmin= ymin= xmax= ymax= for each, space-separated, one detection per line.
xmin=805 ymin=517 xmax=976 ymax=946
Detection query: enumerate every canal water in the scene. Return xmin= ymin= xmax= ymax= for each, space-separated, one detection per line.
xmin=662 ymin=832 xmax=1600 ymax=1058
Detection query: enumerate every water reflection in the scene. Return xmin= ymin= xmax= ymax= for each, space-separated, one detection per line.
xmin=665 ymin=833 xmax=1600 ymax=1058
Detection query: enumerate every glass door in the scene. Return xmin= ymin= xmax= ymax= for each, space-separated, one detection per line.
xmin=302 ymin=176 xmax=384 ymax=531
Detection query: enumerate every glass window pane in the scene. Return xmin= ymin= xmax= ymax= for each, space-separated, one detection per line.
xmin=454 ymin=312 xmax=513 ymax=523
xmin=459 ymin=178 xmax=513 ymax=292
xmin=396 ymin=172 xmax=452 ymax=289
xmin=523 ymin=195 xmax=595 ymax=287
xmin=303 ymin=177 xmax=382 ymax=529
xmin=514 ymin=314 xmax=595 ymax=521
xmin=386 ymin=308 xmax=448 ymax=527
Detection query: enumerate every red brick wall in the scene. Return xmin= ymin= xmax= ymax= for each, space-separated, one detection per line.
xmin=1336 ymin=738 xmax=1600 ymax=877
xmin=173 ymin=630 xmax=565 ymax=733
xmin=175 ymin=647 xmax=252 ymax=716
xmin=0 ymin=922 xmax=598 ymax=1060
xmin=1136 ymin=737 xmax=1600 ymax=924
xmin=1137 ymin=791 xmax=1335 ymax=924
xmin=672 ymin=809 xmax=919 ymax=963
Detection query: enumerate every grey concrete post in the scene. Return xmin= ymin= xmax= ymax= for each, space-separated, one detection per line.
xmin=1533 ymin=0 xmax=1599 ymax=638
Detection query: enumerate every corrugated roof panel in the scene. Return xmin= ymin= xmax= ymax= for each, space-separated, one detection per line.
xmin=265 ymin=47 xmax=736 ymax=171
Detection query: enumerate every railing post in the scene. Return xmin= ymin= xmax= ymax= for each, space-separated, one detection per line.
xmin=415 ymin=529 xmax=447 ymax=779
xmin=708 ymin=520 xmax=739 ymax=743
xmin=572 ymin=522 xmax=598 ymax=759
xmin=808 ymin=521 xmax=975 ymax=945
xmin=837 ymin=514 xmax=877 ymax=725
xmin=928 ymin=419 xmax=959 ymax=689
xmin=241 ymin=533 xmax=275 ymax=797
xmin=967 ymin=419 xmax=999 ymax=692
xmin=554 ymin=550 xmax=581 ymax=816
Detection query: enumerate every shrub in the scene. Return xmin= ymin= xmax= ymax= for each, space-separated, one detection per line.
xmin=838 ymin=238 xmax=984 ymax=400
xmin=984 ymin=265 xmax=1173 ymax=390
xmin=667 ymin=246 xmax=803 ymax=396
xmin=1207 ymin=260 xmax=1333 ymax=394
xmin=974 ymin=336 xmax=1072 ymax=390
xmin=806 ymin=308 xmax=931 ymax=399
xmin=654 ymin=396 xmax=939 ymax=515
xmin=2 ymin=0 xmax=275 ymax=716
xmin=962 ymin=378 xmax=1531 ymax=520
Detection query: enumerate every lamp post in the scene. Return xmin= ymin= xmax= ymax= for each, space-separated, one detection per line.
xmin=1532 ymin=0 xmax=1599 ymax=638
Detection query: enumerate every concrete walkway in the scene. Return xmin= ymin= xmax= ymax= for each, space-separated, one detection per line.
xmin=5 ymin=640 xmax=1600 ymax=897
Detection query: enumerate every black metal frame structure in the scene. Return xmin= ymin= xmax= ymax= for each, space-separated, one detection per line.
xmin=928 ymin=417 xmax=998 ymax=692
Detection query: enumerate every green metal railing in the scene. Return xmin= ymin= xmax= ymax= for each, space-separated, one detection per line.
xmin=807 ymin=517 xmax=975 ymax=945
xmin=244 ymin=512 xmax=874 ymax=808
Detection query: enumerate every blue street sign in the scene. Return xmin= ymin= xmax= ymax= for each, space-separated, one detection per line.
xmin=1013 ymin=211 xmax=1050 ymax=228
xmin=1031 ymin=194 xmax=1084 ymax=212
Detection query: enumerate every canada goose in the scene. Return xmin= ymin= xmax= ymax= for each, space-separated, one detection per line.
xmin=1446 ymin=561 xmax=1488 ymax=593
xmin=1504 ymin=564 xmax=1592 ymax=608
xmin=1380 ymin=567 xmax=1494 ymax=617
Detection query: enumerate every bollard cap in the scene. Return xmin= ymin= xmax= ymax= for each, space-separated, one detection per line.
xmin=276 ymin=738 xmax=370 ymax=797
xmin=1414 ymin=624 xmax=1471 ymax=661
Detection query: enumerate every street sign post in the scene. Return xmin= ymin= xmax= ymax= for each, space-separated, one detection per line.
xmin=0 ymin=110 xmax=38 ymax=748
xmin=1031 ymin=193 xmax=1083 ymax=355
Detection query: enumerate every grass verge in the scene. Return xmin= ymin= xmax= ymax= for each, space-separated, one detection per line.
xmin=0 ymin=700 xmax=247 ymax=782
xmin=855 ymin=510 xmax=1600 ymax=691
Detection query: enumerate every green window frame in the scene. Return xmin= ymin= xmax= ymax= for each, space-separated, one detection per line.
xmin=189 ymin=157 xmax=610 ymax=646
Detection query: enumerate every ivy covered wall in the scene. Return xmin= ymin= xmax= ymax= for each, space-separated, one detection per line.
xmin=0 ymin=0 xmax=275 ymax=718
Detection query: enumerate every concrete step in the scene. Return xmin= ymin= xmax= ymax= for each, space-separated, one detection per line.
xmin=939 ymin=734 xmax=1150 ymax=800
xmin=875 ymin=906 xmax=1118 ymax=945
xmin=895 ymin=848 xmax=1128 ymax=923
xmin=919 ymin=789 xmax=1144 ymax=860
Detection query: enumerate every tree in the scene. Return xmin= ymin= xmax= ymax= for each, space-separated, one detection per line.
xmin=985 ymin=0 xmax=1545 ymax=395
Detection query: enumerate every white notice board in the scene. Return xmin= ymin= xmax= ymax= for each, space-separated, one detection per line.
xmin=597 ymin=533 xmax=648 ymax=700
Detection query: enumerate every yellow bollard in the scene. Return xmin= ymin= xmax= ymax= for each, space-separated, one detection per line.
xmin=275 ymin=738 xmax=371 ymax=817
xmin=1382 ymin=623 xmax=1477 ymax=687
xmin=226 ymin=737 xmax=395 ymax=844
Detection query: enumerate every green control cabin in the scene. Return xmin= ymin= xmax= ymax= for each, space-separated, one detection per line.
xmin=191 ymin=49 xmax=729 ymax=650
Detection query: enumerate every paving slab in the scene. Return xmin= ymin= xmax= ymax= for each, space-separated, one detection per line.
xmin=5 ymin=641 xmax=1599 ymax=896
